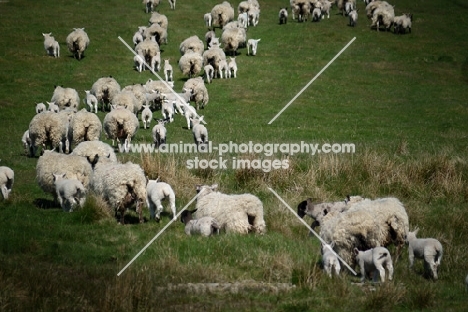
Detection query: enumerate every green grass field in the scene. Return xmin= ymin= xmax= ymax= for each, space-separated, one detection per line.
xmin=1 ymin=0 xmax=468 ymax=310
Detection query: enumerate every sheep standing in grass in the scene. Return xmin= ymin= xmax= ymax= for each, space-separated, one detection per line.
xmin=132 ymin=27 xmax=145 ymax=47
xmin=42 ymin=33 xmax=60 ymax=58
xmin=164 ymin=59 xmax=173 ymax=81
xmin=152 ymin=119 xmax=167 ymax=147
xmin=66 ymin=28 xmax=89 ymax=60
xmin=247 ymin=39 xmax=261 ymax=56
xmin=141 ymin=104 xmax=153 ymax=129
xmin=406 ymin=228 xmax=443 ymax=280
xmin=84 ymin=90 xmax=98 ymax=113
xmin=355 ymin=247 xmax=394 ymax=282
xmin=146 ymin=179 xmax=176 ymax=221
xmin=143 ymin=0 xmax=160 ymax=13
xmin=203 ymin=45 xmax=226 ymax=79
xmin=179 ymin=35 xmax=204 ymax=56
xmin=291 ymin=0 xmax=311 ymax=22
xmin=322 ymin=242 xmax=341 ymax=277
xmin=0 ymin=166 xmax=14 ymax=200
xmin=393 ymin=13 xmax=412 ymax=34
xmin=28 ymin=111 xmax=70 ymax=156
xmin=22 ymin=130 xmax=31 ymax=155
xmin=134 ymin=53 xmax=145 ymax=73
xmin=248 ymin=7 xmax=260 ymax=26
xmin=143 ymin=24 xmax=168 ymax=45
xmin=204 ymin=13 xmax=213 ymax=29
xmin=168 ymin=0 xmax=176 ymax=10
xmin=204 ymin=64 xmax=215 ymax=84
xmin=149 ymin=12 xmax=168 ymax=29
xmin=123 ymin=83 xmax=147 ymax=111
xmin=195 ymin=184 xmax=266 ymax=234
xmin=135 ymin=37 xmax=161 ymax=71
xmin=349 ymin=9 xmax=358 ymax=26
xmin=183 ymin=77 xmax=209 ymax=110
xmin=218 ymin=59 xmax=228 ymax=79
xmin=51 ymin=86 xmax=80 ymax=111
xmin=71 ymin=140 xmax=117 ymax=163
xmin=211 ymin=1 xmax=235 ymax=29
xmin=181 ymin=210 xmax=220 ymax=237
xmin=69 ymin=108 xmax=102 ymax=148
xmin=112 ymin=90 xmax=141 ymax=115
xmin=221 ymin=27 xmax=246 ymax=56
xmin=227 ymin=57 xmax=237 ymax=78
xmin=91 ymin=76 xmax=121 ymax=112
xmin=366 ymin=1 xmax=394 ymax=32
xmin=312 ymin=7 xmax=322 ymax=22
xmin=178 ymin=52 xmax=204 ymax=78
xmin=191 ymin=116 xmax=208 ymax=147
xmin=103 ymin=107 xmax=139 ymax=152
xmin=36 ymin=102 xmax=47 ymax=114
xmin=320 ymin=0 xmax=333 ymax=19
xmin=279 ymin=7 xmax=288 ymax=24
xmin=53 ymin=173 xmax=86 ymax=212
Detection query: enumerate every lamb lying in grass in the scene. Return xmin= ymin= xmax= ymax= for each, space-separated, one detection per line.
xmin=405 ymin=228 xmax=443 ymax=280
xmin=355 ymin=247 xmax=394 ymax=282
xmin=181 ymin=209 xmax=220 ymax=236
xmin=53 ymin=173 xmax=86 ymax=212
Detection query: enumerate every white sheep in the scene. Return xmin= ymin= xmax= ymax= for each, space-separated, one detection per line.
xmin=203 ymin=45 xmax=226 ymax=79
xmin=123 ymin=83 xmax=147 ymax=112
xmin=21 ymin=130 xmax=31 ymax=155
xmin=143 ymin=0 xmax=160 ymax=13
xmin=53 ymin=173 xmax=86 ymax=212
xmin=366 ymin=1 xmax=394 ymax=32
xmin=84 ymin=90 xmax=98 ymax=113
xmin=204 ymin=13 xmax=213 ymax=29
xmin=312 ymin=7 xmax=322 ymax=21
xmin=168 ymin=0 xmax=176 ymax=10
xmin=103 ymin=107 xmax=139 ymax=152
xmin=344 ymin=0 xmax=355 ymax=16
xmin=349 ymin=9 xmax=358 ymax=27
xmin=211 ymin=1 xmax=235 ymax=29
xmin=279 ymin=7 xmax=288 ymax=24
xmin=393 ymin=13 xmax=412 ymax=34
xmin=36 ymin=102 xmax=47 ymax=114
xmin=132 ymin=28 xmax=144 ymax=47
xmin=227 ymin=56 xmax=237 ymax=78
xmin=179 ymin=35 xmax=204 ymax=56
xmin=0 ymin=166 xmax=14 ymax=200
xmin=141 ymin=104 xmax=153 ymax=129
xmin=178 ymin=51 xmax=204 ymax=78
xmin=204 ymin=64 xmax=215 ymax=84
xmin=181 ymin=102 xmax=198 ymax=129
xmin=191 ymin=116 xmax=208 ymax=146
xmin=152 ymin=119 xmax=167 ymax=147
xmin=248 ymin=6 xmax=260 ymax=26
xmin=134 ymin=53 xmax=145 ymax=73
xmin=205 ymin=31 xmax=218 ymax=49
xmin=238 ymin=12 xmax=249 ymax=28
xmin=42 ymin=33 xmax=60 ymax=58
xmin=354 ymin=247 xmax=394 ymax=282
xmin=291 ymin=0 xmax=311 ymax=22
xmin=112 ymin=90 xmax=141 ymax=115
xmin=194 ymin=184 xmax=266 ymax=234
xmin=322 ymin=242 xmax=341 ymax=277
xmin=218 ymin=59 xmax=229 ymax=79
xmin=149 ymin=11 xmax=168 ymax=29
xmin=163 ymin=59 xmax=173 ymax=81
xmin=135 ymin=37 xmax=161 ymax=71
xmin=181 ymin=210 xmax=220 ymax=237
xmin=50 ymin=85 xmax=80 ymax=111
xmin=90 ymin=76 xmax=121 ymax=112
xmin=221 ymin=27 xmax=246 ymax=56
xmin=47 ymin=101 xmax=59 ymax=113
xmin=337 ymin=0 xmax=356 ymax=16
xmin=320 ymin=0 xmax=333 ymax=19
xmin=66 ymin=28 xmax=89 ymax=60
xmin=161 ymin=98 xmax=174 ymax=122
xmin=28 ymin=111 xmax=70 ymax=156
xmin=69 ymin=108 xmax=102 ymax=147
xmin=406 ymin=228 xmax=443 ymax=280
xmin=183 ymin=77 xmax=209 ymax=110
xmin=146 ymin=179 xmax=176 ymax=221
xmin=161 ymin=88 xmax=191 ymax=115
xmin=247 ymin=39 xmax=261 ymax=56
xmin=143 ymin=24 xmax=168 ymax=45
xmin=71 ymin=140 xmax=117 ymax=163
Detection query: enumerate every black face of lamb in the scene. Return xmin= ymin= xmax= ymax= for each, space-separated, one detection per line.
xmin=297 ymin=200 xmax=307 ymax=218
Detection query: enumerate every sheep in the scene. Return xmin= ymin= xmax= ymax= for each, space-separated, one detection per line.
xmin=194 ymin=184 xmax=266 ymax=234
xmin=204 ymin=64 xmax=215 ymax=84
xmin=248 ymin=7 xmax=260 ymax=26
xmin=91 ymin=159 xmax=147 ymax=224
xmin=393 ymin=13 xmax=412 ymax=34
xmin=69 ymin=108 xmax=102 ymax=147
xmin=238 ymin=12 xmax=249 ymax=28
xmin=135 ymin=37 xmax=161 ymax=71
xmin=218 ymin=59 xmax=229 ymax=79
xmin=90 ymin=76 xmax=121 ymax=112
xmin=146 ymin=179 xmax=176 ymax=221
xmin=221 ymin=27 xmax=247 ymax=56
xmin=71 ymin=140 xmax=117 ymax=163
xmin=238 ymin=0 xmax=260 ymax=14
xmin=112 ymin=90 xmax=141 ymax=116
xmin=312 ymin=7 xmax=322 ymax=22
xmin=183 ymin=77 xmax=209 ymax=110
xmin=28 ymin=111 xmax=70 ymax=157
xmin=84 ymin=90 xmax=98 ymax=113
xmin=322 ymin=242 xmax=341 ymax=277
xmin=366 ymin=1 xmax=394 ymax=32
xmin=149 ymin=11 xmax=168 ymax=29
xmin=178 ymin=51 xmax=204 ymax=78
xmin=161 ymin=98 xmax=174 ymax=122
xmin=145 ymin=78 xmax=173 ymax=96
xmin=354 ymin=247 xmax=394 ymax=282
xmin=211 ymin=1 xmax=235 ymax=29
xmin=161 ymin=88 xmax=191 ymax=115
xmin=143 ymin=24 xmax=168 ymax=45
xmin=168 ymin=0 xmax=176 ymax=10
xmin=405 ymin=228 xmax=443 ymax=280
xmin=42 ymin=33 xmax=60 ymax=58
xmin=0 ymin=166 xmax=14 ymax=200
xmin=181 ymin=210 xmax=220 ymax=237
xmin=203 ymin=45 xmax=226 ymax=79
xmin=123 ymin=83 xmax=147 ymax=112
xmin=247 ymin=39 xmax=261 ymax=56
xmin=152 ymin=119 xmax=167 ymax=147
xmin=134 ymin=53 xmax=145 ymax=73
xmin=36 ymin=102 xmax=47 ymax=114
xmin=143 ymin=0 xmax=160 ymax=13
xmin=53 ymin=173 xmax=86 ymax=212
xmin=320 ymin=0 xmax=333 ymax=19
xmin=140 ymin=104 xmax=153 ymax=130
xmin=66 ymin=28 xmax=89 ymax=60
xmin=103 ymin=107 xmax=139 ymax=152
xmin=191 ymin=116 xmax=208 ymax=147
xmin=227 ymin=56 xmax=237 ymax=78
xmin=291 ymin=0 xmax=311 ymax=22
xmin=132 ymin=28 xmax=144 ymax=47
xmin=279 ymin=7 xmax=288 ymax=24
xmin=179 ymin=35 xmax=204 ymax=56
xmin=36 ymin=150 xmax=93 ymax=198
xmin=163 ymin=59 xmax=173 ymax=81
xmin=205 ymin=30 xmax=218 ymax=49
xmin=47 ymin=101 xmax=59 ymax=113
xmin=344 ymin=0 xmax=355 ymax=16
xmin=51 ymin=85 xmax=80 ymax=111
xmin=349 ymin=9 xmax=358 ymax=27
xmin=21 ymin=130 xmax=31 ymax=155
xmin=319 ymin=197 xmax=410 ymax=267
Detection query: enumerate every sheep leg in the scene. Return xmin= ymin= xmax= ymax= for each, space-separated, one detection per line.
xmin=386 ymin=261 xmax=394 ymax=281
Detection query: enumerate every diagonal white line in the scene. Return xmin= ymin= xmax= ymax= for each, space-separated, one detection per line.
xmin=117 ymin=36 xmax=207 ymax=125
xmin=268 ymin=37 xmax=356 ymax=125
xmin=117 ymin=189 xmax=205 ymax=276
xmin=267 ymin=187 xmax=357 ymax=276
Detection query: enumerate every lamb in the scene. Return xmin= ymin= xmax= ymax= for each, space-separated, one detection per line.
xmin=161 ymin=88 xmax=191 ymax=115
xmin=205 ymin=31 xmax=218 ymax=49
xmin=354 ymin=247 xmax=394 ymax=282
xmin=163 ymin=59 xmax=173 ymax=81
xmin=168 ymin=0 xmax=176 ymax=10
xmin=221 ymin=27 xmax=247 ymax=56
xmin=161 ymin=98 xmax=174 ymax=122
xmin=90 ymin=159 xmax=147 ymax=224
xmin=134 ymin=53 xmax=145 ymax=73
xmin=227 ymin=56 xmax=237 ymax=78
xmin=152 ymin=119 xmax=167 ymax=147
xmin=149 ymin=11 xmax=168 ymax=30
xmin=36 ymin=102 xmax=47 ymax=114
xmin=178 ymin=51 xmax=204 ymax=78
xmin=181 ymin=210 xmax=220 ymax=237
xmin=103 ymin=107 xmax=139 ymax=152
xmin=135 ymin=37 xmax=161 ymax=71
xmin=204 ymin=13 xmax=213 ymax=29
xmin=248 ymin=6 xmax=260 ymax=26
xmin=53 ymin=173 xmax=86 ymax=212
xmin=191 ymin=116 xmax=208 ymax=146
xmin=218 ymin=59 xmax=229 ymax=79
xmin=69 ymin=108 xmax=102 ymax=147
xmin=393 ymin=13 xmax=412 ymax=34
xmin=312 ymin=7 xmax=322 ymax=22
xmin=179 ymin=35 xmax=204 ymax=56
xmin=204 ymin=64 xmax=215 ymax=84
xmin=344 ymin=0 xmax=355 ymax=16
xmin=132 ymin=28 xmax=144 ymax=47
xmin=71 ymin=140 xmax=117 ymax=163
xmin=291 ymin=0 xmax=311 ymax=22
xmin=28 ymin=111 xmax=70 ymax=156
xmin=211 ymin=1 xmax=235 ymax=29
xmin=90 ymin=76 xmax=121 ymax=112
xmin=247 ymin=39 xmax=261 ymax=56
xmin=140 ymin=104 xmax=153 ymax=130
xmin=143 ymin=0 xmax=160 ymax=13
xmin=194 ymin=184 xmax=266 ymax=234
xmin=349 ymin=9 xmax=358 ymax=27
xmin=319 ymin=197 xmax=410 ymax=267
xmin=320 ymin=0 xmax=333 ymax=19
xmin=405 ymin=228 xmax=443 ymax=280
xmin=42 ymin=33 xmax=60 ymax=58
xmin=146 ymin=179 xmax=176 ymax=221
xmin=321 ymin=242 xmax=341 ymax=277
xmin=84 ymin=90 xmax=98 ymax=113
xmin=279 ymin=7 xmax=288 ymax=24
xmin=51 ymin=85 xmax=80 ymax=111
xmin=66 ymin=28 xmax=89 ymax=60
xmin=21 ymin=130 xmax=31 ymax=155
xmin=0 ymin=166 xmax=14 ymax=200
xmin=238 ymin=12 xmax=248 ymax=28
xmin=183 ymin=77 xmax=209 ymax=110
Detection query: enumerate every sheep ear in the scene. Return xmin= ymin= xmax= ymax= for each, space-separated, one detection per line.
xmin=354 ymin=248 xmax=360 ymax=255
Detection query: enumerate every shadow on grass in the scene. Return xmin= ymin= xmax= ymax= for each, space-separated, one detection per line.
xmin=33 ymin=198 xmax=58 ymax=210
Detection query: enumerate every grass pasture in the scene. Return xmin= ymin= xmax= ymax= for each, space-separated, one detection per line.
xmin=1 ymin=0 xmax=468 ymax=311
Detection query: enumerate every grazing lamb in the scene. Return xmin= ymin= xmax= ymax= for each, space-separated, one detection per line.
xmin=168 ymin=0 xmax=176 ymax=10
xmin=84 ymin=90 xmax=98 ymax=113
xmin=204 ymin=64 xmax=215 ymax=84
xmin=204 ymin=13 xmax=213 ymax=29
xmin=71 ymin=140 xmax=117 ymax=163
xmin=393 ymin=13 xmax=412 ymax=34
xmin=22 ymin=130 xmax=31 ymax=154
xmin=152 ymin=119 xmax=167 ymax=147
xmin=42 ymin=33 xmax=60 ymax=58
xmin=194 ymin=184 xmax=266 ymax=234
xmin=51 ymin=85 xmax=80 ymax=111
xmin=53 ymin=173 xmax=86 ymax=212
xmin=405 ymin=228 xmax=443 ymax=280
xmin=178 ymin=51 xmax=204 ymax=78
xmin=141 ymin=104 xmax=153 ymax=129
xmin=247 ymin=39 xmax=261 ymax=56
xmin=238 ymin=12 xmax=249 ymax=28
xmin=66 ymin=28 xmax=89 ymax=60
xmin=90 ymin=76 xmax=121 ymax=112
xmin=181 ymin=210 xmax=220 ymax=237
xmin=103 ymin=107 xmax=139 ymax=152
xmin=163 ymin=59 xmax=173 ymax=81
xmin=211 ymin=1 xmax=235 ymax=29
xmin=0 ymin=166 xmax=14 ymax=200
xmin=349 ymin=9 xmax=358 ymax=27
xmin=279 ymin=7 xmax=288 ymax=24
xmin=143 ymin=0 xmax=160 ymax=13
xmin=354 ymin=247 xmax=394 ymax=282
xmin=36 ymin=102 xmax=47 ymax=114
xmin=322 ymin=242 xmax=341 ymax=277
xmin=146 ymin=179 xmax=176 ymax=221
xmin=320 ymin=0 xmax=333 ymax=19
xmin=191 ymin=116 xmax=208 ymax=147
xmin=69 ymin=108 xmax=102 ymax=147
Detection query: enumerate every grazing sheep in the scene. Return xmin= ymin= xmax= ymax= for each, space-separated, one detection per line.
xmin=221 ymin=27 xmax=246 ymax=56
xmin=337 ymin=0 xmax=356 ymax=16
xmin=205 ymin=30 xmax=218 ymax=49
xmin=354 ymin=247 xmax=394 ymax=282
xmin=183 ymin=77 xmax=209 ymax=110
xmin=51 ymin=85 xmax=80 ymax=111
xmin=143 ymin=24 xmax=168 ymax=45
xmin=22 ymin=130 xmax=31 ymax=155
xmin=344 ymin=0 xmax=355 ymax=16
xmin=103 ymin=107 xmax=139 ymax=152
xmin=178 ymin=51 xmax=204 ymax=78
xmin=227 ymin=56 xmax=237 ymax=78
xmin=90 ymin=76 xmax=121 ymax=112
xmin=349 ymin=9 xmax=358 ymax=27
xmin=247 ymin=38 xmax=261 ymax=56
xmin=168 ymin=0 xmax=176 ymax=10
xmin=163 ymin=59 xmax=173 ymax=81
xmin=69 ymin=108 xmax=102 ymax=147
xmin=367 ymin=1 xmax=395 ymax=32
xmin=279 ymin=7 xmax=288 ymax=24
xmin=149 ymin=11 xmax=168 ymax=29
xmin=66 ymin=28 xmax=89 ymax=60
xmin=191 ymin=116 xmax=208 ymax=146
xmin=143 ymin=0 xmax=160 ymax=13
xmin=71 ymin=140 xmax=117 ymax=163
xmin=406 ymin=228 xmax=443 ymax=280
xmin=181 ymin=210 xmax=220 ymax=237
xmin=0 ymin=166 xmax=14 ymax=200
xmin=291 ymin=0 xmax=311 ymax=22
xmin=152 ymin=119 xmax=167 ymax=147
xmin=393 ymin=13 xmax=412 ymax=34
xmin=322 ymin=242 xmax=341 ymax=277
xmin=36 ymin=102 xmax=47 ymax=114
xmin=28 ymin=111 xmax=70 ymax=156
xmin=53 ymin=173 xmax=86 ymax=212
xmin=179 ymin=35 xmax=204 ymax=56
xmin=211 ymin=1 xmax=235 ymax=29
xmin=161 ymin=88 xmax=191 ymax=115
xmin=123 ymin=83 xmax=147 ymax=112
xmin=146 ymin=179 xmax=176 ymax=221
xmin=194 ymin=184 xmax=266 ymax=234
xmin=140 ymin=104 xmax=153 ymax=130
xmin=84 ymin=90 xmax=98 ymax=113
xmin=42 ymin=33 xmax=60 ymax=58
xmin=320 ymin=197 xmax=410 ymax=267
xmin=91 ymin=159 xmax=147 ymax=224
xmin=204 ymin=64 xmax=215 ymax=84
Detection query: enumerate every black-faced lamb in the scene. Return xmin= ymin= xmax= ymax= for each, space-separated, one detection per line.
xmin=405 ymin=228 xmax=443 ymax=280
xmin=35 ymin=102 xmax=46 ymax=114
xmin=0 ymin=166 xmax=14 ymax=200
xmin=53 ymin=173 xmax=86 ymax=212
xmin=146 ymin=179 xmax=176 ymax=221
xmin=66 ymin=28 xmax=89 ymax=60
xmin=393 ymin=13 xmax=412 ymax=34
xmin=42 ymin=33 xmax=60 ymax=58
xmin=279 ymin=7 xmax=288 ymax=24
xmin=181 ymin=210 xmax=220 ymax=237
xmin=354 ymin=247 xmax=394 ymax=282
